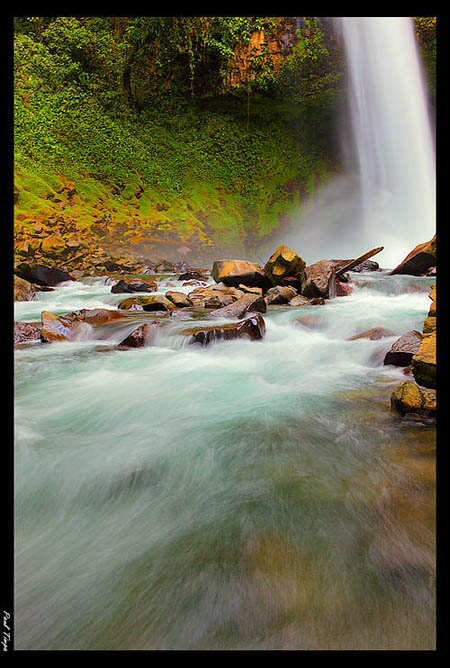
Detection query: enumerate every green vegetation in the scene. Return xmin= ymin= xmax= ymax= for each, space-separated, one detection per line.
xmin=13 ymin=16 xmax=435 ymax=259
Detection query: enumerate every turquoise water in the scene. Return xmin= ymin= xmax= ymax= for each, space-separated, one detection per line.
xmin=14 ymin=271 xmax=436 ymax=649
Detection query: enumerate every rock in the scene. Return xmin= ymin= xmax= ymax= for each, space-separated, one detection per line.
xmin=348 ymin=327 xmax=394 ymax=341
xmin=188 ymin=287 xmax=234 ymax=308
xmin=14 ymin=275 xmax=36 ymax=302
xmin=40 ymin=234 xmax=67 ymax=258
xmin=165 ymin=291 xmax=193 ymax=308
xmin=117 ymin=323 xmax=159 ymax=348
xmin=264 ymin=285 xmax=298 ymax=305
xmin=332 ymin=259 xmax=380 ymax=273
xmin=40 ymin=311 xmax=91 ymax=342
xmin=383 ymin=330 xmax=423 ymax=367
xmin=336 ymin=281 xmax=353 ymax=297
xmin=411 ymin=285 xmax=436 ymax=389
xmin=67 ymin=309 xmax=129 ymax=325
xmin=111 ymin=279 xmax=157 ymax=294
xmin=390 ymin=381 xmax=436 ymax=418
xmin=389 ymin=235 xmax=436 ymax=276
xmin=210 ymin=293 xmax=267 ymax=318
xmin=155 ymin=259 xmax=175 ymax=273
xmin=278 ymin=275 xmax=304 ymax=292
xmin=14 ymin=263 xmax=74 ymax=286
xmin=238 ymin=284 xmax=263 ymax=296
xmin=211 ymin=259 xmax=270 ymax=290
xmin=288 ymin=295 xmax=311 ymax=307
xmin=14 ymin=321 xmax=41 ymax=344
xmin=302 ymin=260 xmax=337 ymax=299
xmin=178 ymin=270 xmax=205 ymax=281
xmin=180 ymin=313 xmax=266 ymax=346
xmin=118 ymin=295 xmax=174 ymax=312
xmin=264 ymin=245 xmax=306 ymax=287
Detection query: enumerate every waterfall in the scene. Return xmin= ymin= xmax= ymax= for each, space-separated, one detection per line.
xmin=336 ymin=16 xmax=436 ymax=267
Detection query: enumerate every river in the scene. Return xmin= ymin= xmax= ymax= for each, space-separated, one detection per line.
xmin=14 ymin=270 xmax=436 ymax=649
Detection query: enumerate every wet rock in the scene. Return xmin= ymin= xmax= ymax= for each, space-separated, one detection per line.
xmin=278 ymin=275 xmax=304 ymax=292
xmin=14 ymin=263 xmax=74 ymax=286
xmin=14 ymin=275 xmax=36 ymax=302
xmin=165 ymin=291 xmax=193 ymax=308
xmin=40 ymin=311 xmax=91 ymax=342
xmin=210 ymin=293 xmax=267 ymax=318
xmin=264 ymin=285 xmax=298 ymax=305
xmin=288 ymin=295 xmax=311 ymax=307
xmin=188 ymin=287 xmax=234 ymax=308
xmin=67 ymin=309 xmax=129 ymax=325
xmin=117 ymin=323 xmax=159 ymax=348
xmin=390 ymin=381 xmax=436 ymax=418
xmin=238 ymin=284 xmax=263 ymax=296
xmin=178 ymin=270 xmax=205 ymax=281
xmin=118 ymin=295 xmax=174 ymax=312
xmin=383 ymin=330 xmax=422 ymax=367
xmin=412 ymin=286 xmax=436 ymax=389
xmin=111 ymin=279 xmax=157 ymax=294
xmin=180 ymin=313 xmax=266 ymax=346
xmin=302 ymin=260 xmax=337 ymax=299
xmin=389 ymin=235 xmax=436 ymax=276
xmin=14 ymin=321 xmax=41 ymax=344
xmin=336 ymin=281 xmax=353 ymax=296
xmin=348 ymin=327 xmax=394 ymax=341
xmin=211 ymin=259 xmax=270 ymax=290
xmin=264 ymin=245 xmax=306 ymax=287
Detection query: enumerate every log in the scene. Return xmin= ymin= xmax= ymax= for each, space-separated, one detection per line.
xmin=335 ymin=247 xmax=384 ymax=278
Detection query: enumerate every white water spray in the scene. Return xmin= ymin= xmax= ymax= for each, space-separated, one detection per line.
xmin=337 ymin=17 xmax=435 ymax=267
xmin=272 ymin=17 xmax=435 ymax=269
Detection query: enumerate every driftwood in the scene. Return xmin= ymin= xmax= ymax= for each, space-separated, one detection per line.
xmin=335 ymin=247 xmax=384 ymax=278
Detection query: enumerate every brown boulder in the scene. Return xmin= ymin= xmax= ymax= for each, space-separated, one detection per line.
xmin=264 ymin=285 xmax=298 ymax=305
xmin=165 ymin=291 xmax=193 ymax=308
xmin=211 ymin=259 xmax=270 ymax=290
xmin=264 ymin=245 xmax=306 ymax=287
xmin=40 ymin=311 xmax=91 ymax=342
xmin=180 ymin=313 xmax=266 ymax=346
xmin=302 ymin=260 xmax=337 ymax=299
xmin=210 ymin=293 xmax=267 ymax=318
xmin=14 ymin=321 xmax=41 ymax=344
xmin=383 ymin=330 xmax=422 ymax=367
xmin=188 ymin=287 xmax=234 ymax=308
xmin=14 ymin=263 xmax=74 ymax=286
xmin=389 ymin=235 xmax=436 ymax=276
xmin=348 ymin=327 xmax=394 ymax=341
xmin=390 ymin=381 xmax=436 ymax=418
xmin=118 ymin=323 xmax=159 ymax=348
xmin=14 ymin=275 xmax=36 ymax=302
xmin=111 ymin=279 xmax=157 ymax=294
xmin=118 ymin=295 xmax=174 ymax=312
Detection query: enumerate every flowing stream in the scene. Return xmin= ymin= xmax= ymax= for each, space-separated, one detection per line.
xmin=14 ymin=272 xmax=436 ymax=649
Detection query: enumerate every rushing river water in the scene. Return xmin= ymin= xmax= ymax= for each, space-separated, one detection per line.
xmin=14 ymin=271 xmax=436 ymax=650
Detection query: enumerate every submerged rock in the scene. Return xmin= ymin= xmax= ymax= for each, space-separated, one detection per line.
xmin=210 ymin=293 xmax=267 ymax=318
xmin=180 ymin=313 xmax=266 ymax=346
xmin=211 ymin=259 xmax=270 ymax=290
xmin=348 ymin=327 xmax=394 ymax=341
xmin=117 ymin=323 xmax=159 ymax=348
xmin=383 ymin=330 xmax=422 ymax=367
xmin=389 ymin=235 xmax=436 ymax=276
xmin=264 ymin=245 xmax=306 ymax=287
xmin=390 ymin=381 xmax=436 ymax=418
xmin=302 ymin=260 xmax=337 ymax=299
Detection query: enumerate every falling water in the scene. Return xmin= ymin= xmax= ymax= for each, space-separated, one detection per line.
xmin=336 ymin=16 xmax=435 ymax=267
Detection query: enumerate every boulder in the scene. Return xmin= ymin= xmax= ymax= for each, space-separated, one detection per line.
xmin=278 ymin=275 xmax=304 ymax=292
xmin=111 ymin=279 xmax=157 ymax=294
xmin=288 ymin=295 xmax=311 ymax=307
xmin=165 ymin=291 xmax=193 ymax=308
xmin=14 ymin=321 xmax=41 ymax=344
xmin=348 ymin=327 xmax=394 ymax=341
xmin=302 ymin=260 xmax=337 ymax=299
xmin=238 ymin=284 xmax=263 ymax=296
xmin=14 ymin=263 xmax=74 ymax=286
xmin=264 ymin=285 xmax=298 ymax=305
xmin=383 ymin=330 xmax=422 ymax=367
xmin=211 ymin=259 xmax=270 ymax=290
xmin=180 ymin=313 xmax=266 ymax=346
xmin=411 ymin=285 xmax=436 ymax=389
xmin=336 ymin=281 xmax=353 ymax=297
xmin=118 ymin=295 xmax=174 ymax=312
xmin=178 ymin=270 xmax=205 ymax=281
xmin=188 ymin=287 xmax=234 ymax=308
xmin=14 ymin=275 xmax=36 ymax=302
xmin=390 ymin=381 xmax=436 ymax=418
xmin=40 ymin=311 xmax=91 ymax=342
xmin=389 ymin=235 xmax=436 ymax=276
xmin=264 ymin=245 xmax=306 ymax=287
xmin=118 ymin=323 xmax=159 ymax=348
xmin=210 ymin=293 xmax=267 ymax=319
xmin=67 ymin=309 xmax=129 ymax=325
